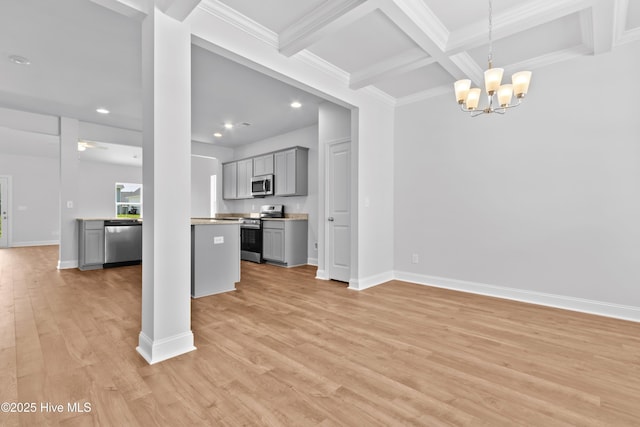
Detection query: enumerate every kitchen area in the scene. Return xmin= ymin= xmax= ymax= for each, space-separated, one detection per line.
xmin=76 ymin=141 xmax=313 ymax=299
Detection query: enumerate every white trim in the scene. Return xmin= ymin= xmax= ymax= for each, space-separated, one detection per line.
xmin=315 ymin=269 xmax=329 ymax=280
xmin=394 ymin=271 xmax=640 ymax=323
xmin=13 ymin=240 xmax=60 ymax=247
xmin=57 ymin=259 xmax=79 ymax=270
xmin=348 ymin=271 xmax=394 ymax=291
xmin=191 ymin=287 xmax=235 ymax=299
xmin=136 ymin=331 xmax=196 ymax=365
xmin=307 ymin=257 xmax=318 ymax=266
xmin=197 ymin=0 xmax=278 ymax=48
xmin=0 ymin=175 xmax=12 ymax=248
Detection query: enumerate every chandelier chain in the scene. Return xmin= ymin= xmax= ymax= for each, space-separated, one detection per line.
xmin=488 ymin=0 xmax=493 ymax=68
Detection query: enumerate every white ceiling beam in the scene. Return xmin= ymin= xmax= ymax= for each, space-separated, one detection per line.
xmin=446 ymin=0 xmax=594 ymax=55
xmin=382 ymin=0 xmax=467 ymax=81
xmin=155 ymin=0 xmax=202 ymax=22
xmin=589 ymin=0 xmax=617 ymax=54
xmin=89 ymin=0 xmax=147 ymax=19
xmin=278 ymin=0 xmax=378 ymax=57
xmin=349 ymin=48 xmax=435 ymax=90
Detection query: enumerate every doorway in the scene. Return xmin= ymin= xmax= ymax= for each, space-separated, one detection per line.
xmin=0 ymin=176 xmax=10 ymax=248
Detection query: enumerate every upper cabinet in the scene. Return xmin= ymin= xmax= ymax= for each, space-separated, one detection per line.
xmin=222 ymin=162 xmax=237 ymax=200
xmin=236 ymin=159 xmax=253 ymax=199
xmin=223 ymin=146 xmax=308 ymax=200
xmin=275 ymin=147 xmax=308 ymax=197
xmin=253 ymin=154 xmax=274 ymax=176
xmin=223 ymin=159 xmax=253 ymax=200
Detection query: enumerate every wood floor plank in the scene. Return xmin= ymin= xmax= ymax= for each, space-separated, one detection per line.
xmin=1 ymin=245 xmax=640 ymax=426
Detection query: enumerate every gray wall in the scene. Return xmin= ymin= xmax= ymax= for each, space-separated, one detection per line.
xmin=393 ymin=40 xmax=640 ymax=313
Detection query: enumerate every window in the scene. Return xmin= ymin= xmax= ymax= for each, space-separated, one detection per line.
xmin=116 ymin=182 xmax=142 ymax=218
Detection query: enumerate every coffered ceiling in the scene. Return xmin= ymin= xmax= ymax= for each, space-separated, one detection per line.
xmin=1 ymin=0 xmax=638 ymax=151
xmin=206 ymin=0 xmax=640 ymax=105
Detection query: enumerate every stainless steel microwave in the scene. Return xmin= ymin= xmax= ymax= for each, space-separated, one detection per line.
xmin=251 ymin=174 xmax=273 ymax=197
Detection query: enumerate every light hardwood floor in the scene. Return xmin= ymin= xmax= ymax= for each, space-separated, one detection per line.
xmin=1 ymin=245 xmax=639 ymax=426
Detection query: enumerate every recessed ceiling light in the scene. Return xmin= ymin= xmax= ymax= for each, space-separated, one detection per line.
xmin=290 ymin=101 xmax=302 ymax=109
xmin=96 ymin=107 xmax=110 ymax=114
xmin=213 ymin=132 xmax=222 ymax=138
xmin=8 ymin=55 xmax=30 ymax=65
xmin=224 ymin=123 xmax=234 ymax=129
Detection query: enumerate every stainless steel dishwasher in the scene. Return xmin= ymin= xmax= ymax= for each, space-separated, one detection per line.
xmin=104 ymin=220 xmax=142 ymax=266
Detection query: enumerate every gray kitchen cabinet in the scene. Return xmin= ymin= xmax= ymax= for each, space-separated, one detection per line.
xmin=236 ymin=158 xmax=253 ymax=199
xmin=222 ymin=162 xmax=237 ymax=199
xmin=262 ymin=219 xmax=307 ymax=267
xmin=253 ymin=153 xmax=274 ymax=176
xmin=223 ymin=159 xmax=253 ymax=200
xmin=78 ymin=220 xmax=104 ymax=271
xmin=274 ymin=147 xmax=308 ymax=196
xmin=191 ymin=223 xmax=240 ymax=297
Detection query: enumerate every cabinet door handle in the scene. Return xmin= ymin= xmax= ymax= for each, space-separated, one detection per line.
xmin=327 ymin=217 xmax=334 ymax=222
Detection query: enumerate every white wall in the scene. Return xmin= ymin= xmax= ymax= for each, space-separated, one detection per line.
xmin=77 ymin=161 xmax=142 ymax=218
xmin=394 ymin=40 xmax=640 ymax=319
xmin=191 ymin=155 xmax=218 ymax=217
xmin=0 ymin=153 xmax=59 ymax=246
xmin=223 ymin=125 xmax=319 ymax=263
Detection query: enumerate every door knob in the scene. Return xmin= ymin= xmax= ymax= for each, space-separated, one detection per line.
xmin=328 ymin=217 xmax=334 ymax=222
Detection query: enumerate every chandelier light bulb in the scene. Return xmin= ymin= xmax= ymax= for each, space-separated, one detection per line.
xmin=497 ymin=84 xmax=513 ymax=107
xmin=465 ymin=88 xmax=482 ymax=110
xmin=454 ymin=79 xmax=471 ymax=104
xmin=484 ymin=68 xmax=503 ymax=95
xmin=512 ymin=71 xmax=532 ymax=98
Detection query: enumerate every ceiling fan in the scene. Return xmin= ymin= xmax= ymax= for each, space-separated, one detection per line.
xmin=77 ymin=140 xmax=108 ymax=152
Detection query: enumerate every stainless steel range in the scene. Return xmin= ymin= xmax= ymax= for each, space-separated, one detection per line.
xmin=240 ymin=204 xmax=284 ymax=263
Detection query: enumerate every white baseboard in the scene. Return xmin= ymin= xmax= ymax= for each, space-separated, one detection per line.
xmin=307 ymin=257 xmax=318 ymax=266
xmin=348 ymin=271 xmax=394 ymax=291
xmin=136 ymin=331 xmax=196 ymax=365
xmin=13 ymin=240 xmax=59 ymax=247
xmin=315 ymin=269 xmax=329 ymax=280
xmin=57 ymin=259 xmax=79 ymax=269
xmin=394 ymin=271 xmax=640 ymax=323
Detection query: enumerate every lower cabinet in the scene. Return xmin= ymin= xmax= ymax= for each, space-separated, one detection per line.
xmin=78 ymin=220 xmax=104 ymax=271
xmin=262 ymin=220 xmax=307 ymax=267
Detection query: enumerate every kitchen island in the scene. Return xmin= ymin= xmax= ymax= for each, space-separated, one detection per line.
xmin=191 ymin=219 xmax=241 ymax=298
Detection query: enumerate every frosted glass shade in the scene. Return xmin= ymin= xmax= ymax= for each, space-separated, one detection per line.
xmin=465 ymin=88 xmax=481 ymax=110
xmin=454 ymin=79 xmax=471 ymax=104
xmin=484 ymin=68 xmax=504 ymax=94
xmin=512 ymin=71 xmax=532 ymax=97
xmin=497 ymin=84 xmax=513 ymax=107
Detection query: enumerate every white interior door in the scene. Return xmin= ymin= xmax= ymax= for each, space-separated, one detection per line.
xmin=0 ymin=176 xmax=9 ymax=248
xmin=327 ymin=140 xmax=351 ymax=282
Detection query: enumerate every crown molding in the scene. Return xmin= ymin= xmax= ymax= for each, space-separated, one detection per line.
xmin=349 ymin=47 xmax=434 ymax=90
xmin=279 ymin=0 xmax=370 ymax=57
xmin=446 ymin=0 xmax=593 ymax=54
xmin=197 ymin=0 xmax=278 ymax=48
xmin=395 ymin=84 xmax=451 ymax=107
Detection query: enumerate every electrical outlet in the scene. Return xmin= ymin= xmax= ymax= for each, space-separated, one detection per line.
xmin=214 ymin=236 xmax=224 ymax=244
xmin=314 ymin=242 xmax=318 ymax=249
xmin=411 ymin=253 xmax=419 ymax=264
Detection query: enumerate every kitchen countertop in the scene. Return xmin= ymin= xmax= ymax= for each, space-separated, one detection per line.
xmin=214 ymin=213 xmax=309 ymax=221
xmin=191 ymin=218 xmax=241 ymax=225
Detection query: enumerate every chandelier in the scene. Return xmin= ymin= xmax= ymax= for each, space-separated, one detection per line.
xmin=454 ymin=0 xmax=532 ymax=116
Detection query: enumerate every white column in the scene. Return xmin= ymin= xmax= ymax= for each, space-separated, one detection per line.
xmin=58 ymin=117 xmax=79 ymax=269
xmin=136 ymin=6 xmax=195 ymax=364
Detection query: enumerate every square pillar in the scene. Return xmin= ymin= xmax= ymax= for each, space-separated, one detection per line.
xmin=136 ymin=6 xmax=195 ymax=364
